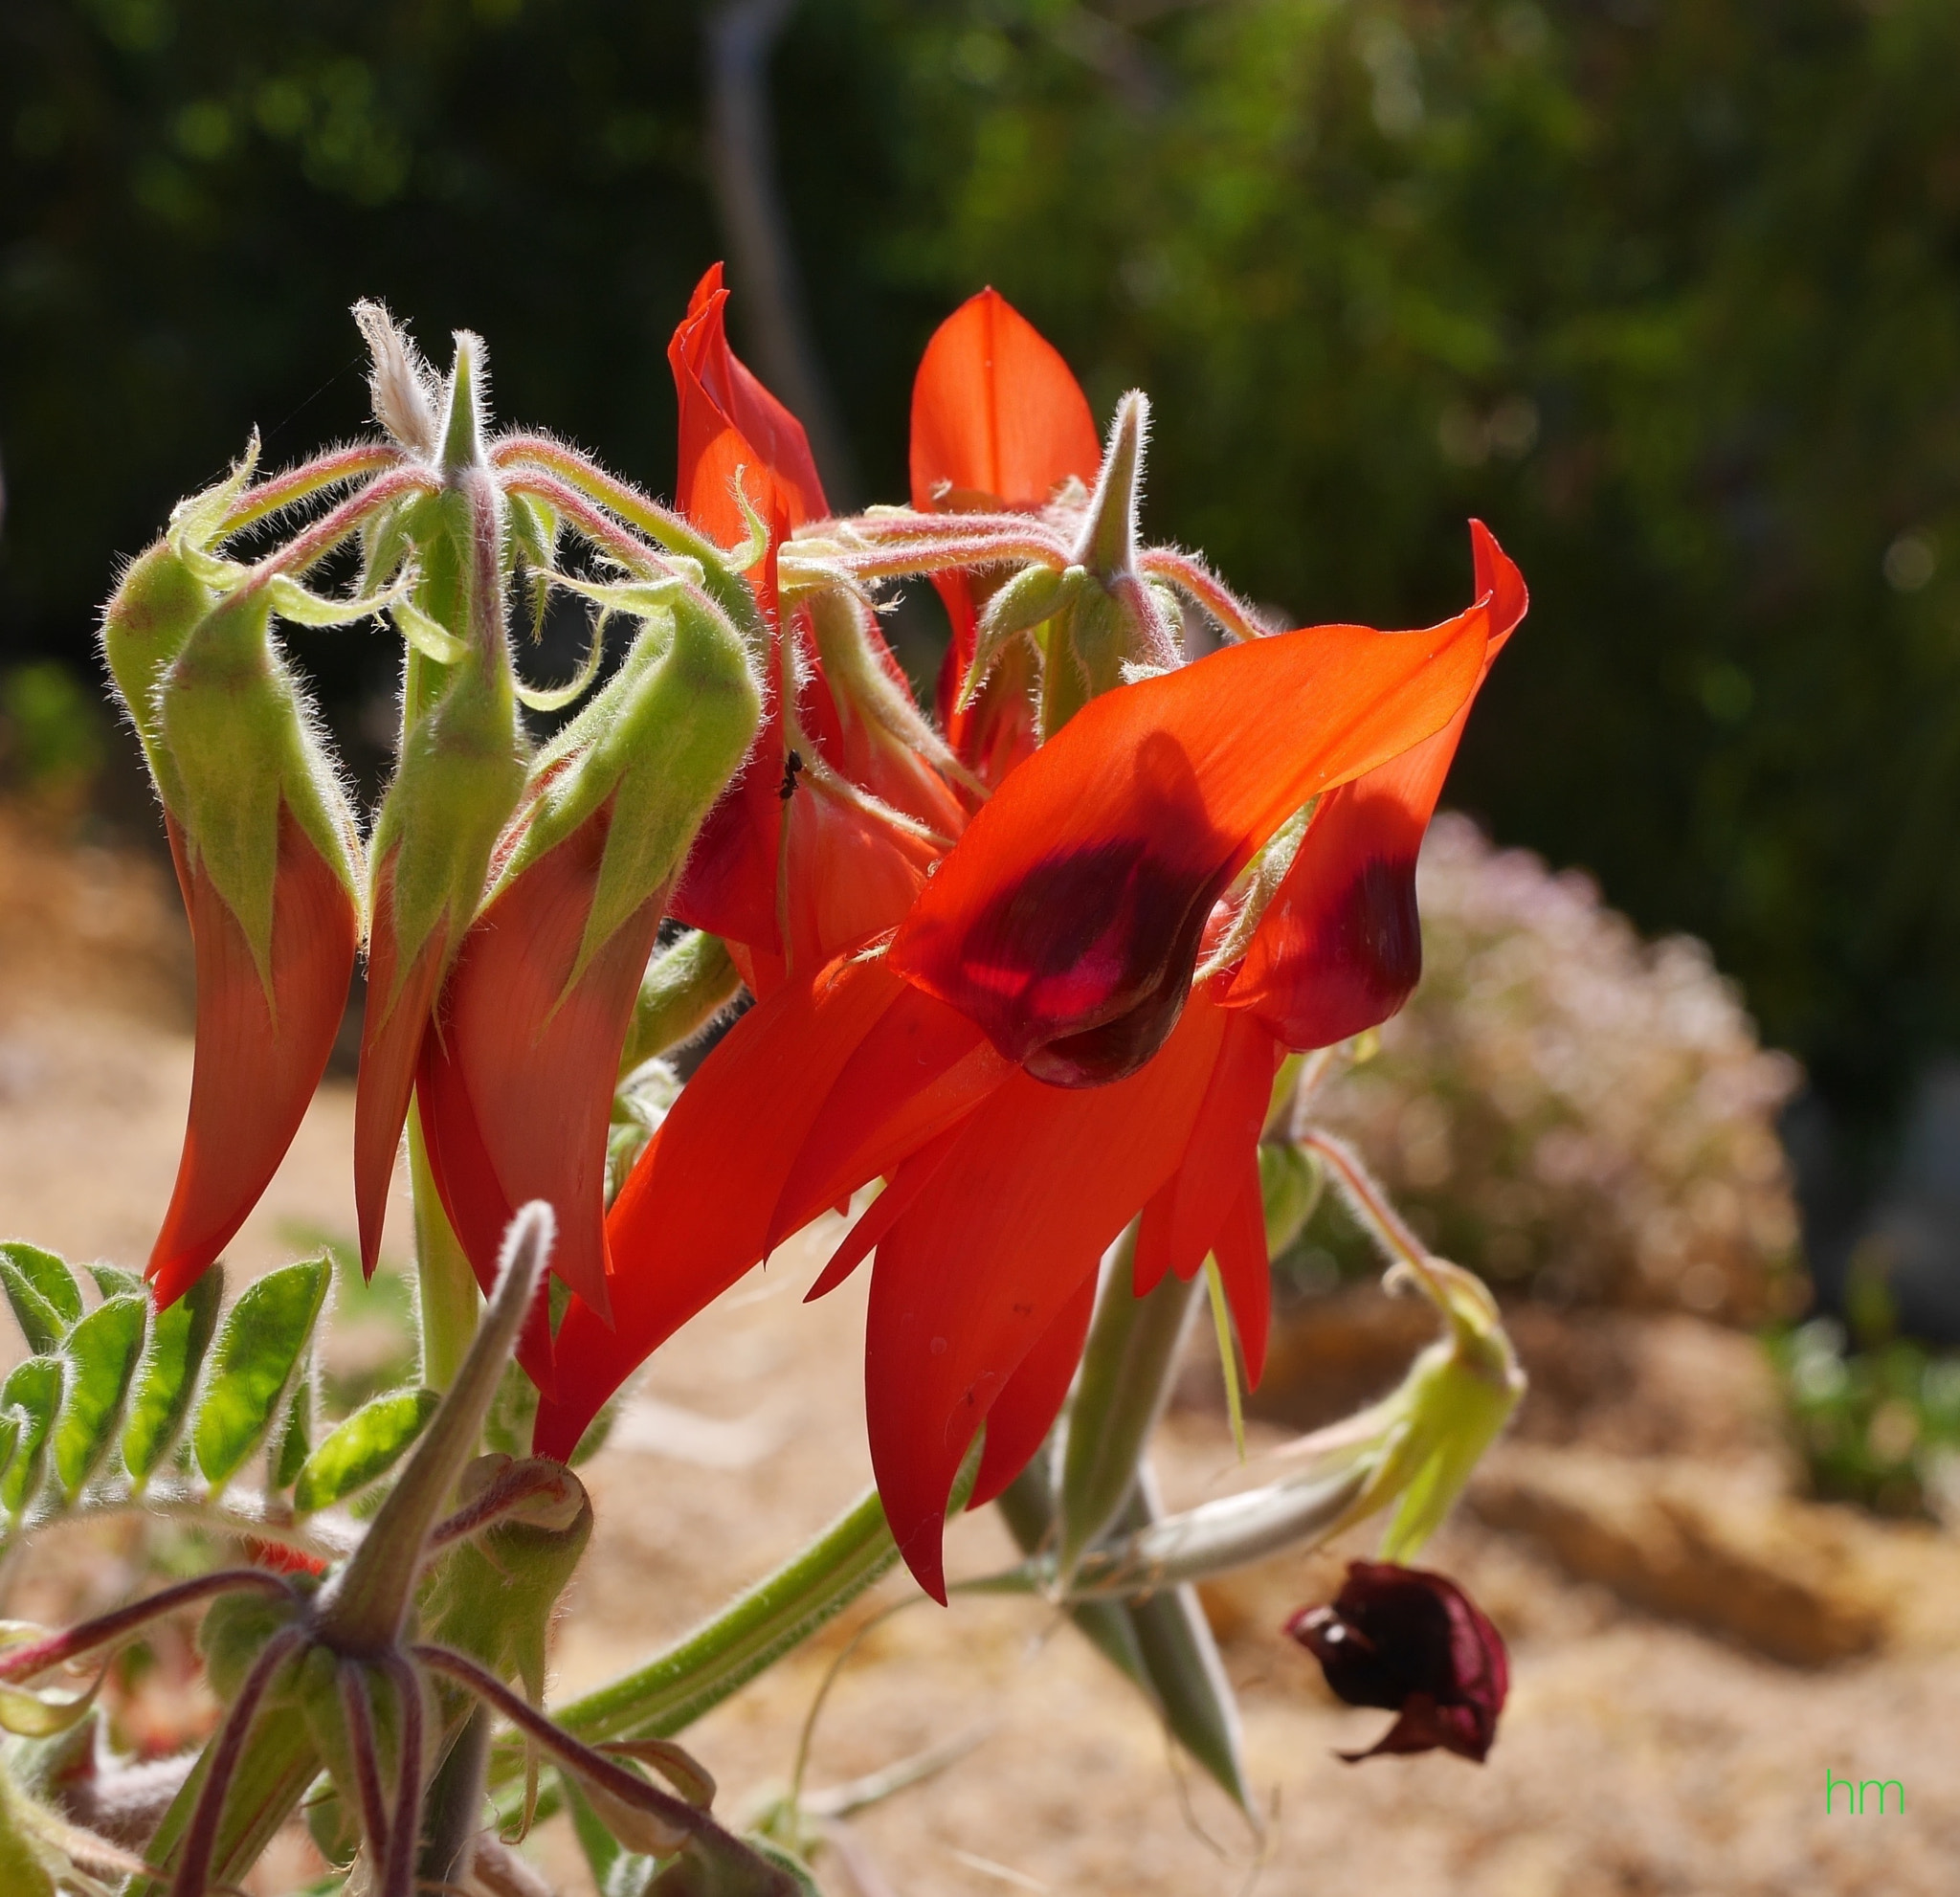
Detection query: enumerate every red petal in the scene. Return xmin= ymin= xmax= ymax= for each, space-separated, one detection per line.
xmin=1212 ymin=1152 xmax=1272 ymax=1387
xmin=426 ymin=802 xmax=666 ymax=1325
xmin=1223 ymin=524 xmax=1527 ymax=1049
xmin=147 ymin=810 xmax=356 ymax=1306
xmin=799 ymin=1118 xmax=969 ymax=1304
xmin=672 ymin=265 xmax=826 ymax=538
xmin=863 ymin=991 xmax=1227 ymax=1600
xmin=412 ymin=1047 xmax=558 ymax=1395
xmin=886 ymin=598 xmax=1497 ymax=1086
xmin=770 ymin=976 xmax=1011 ymax=1249
xmin=969 ymin=1264 xmax=1098 ymax=1509
xmin=532 ymin=952 xmax=912 ymax=1462
xmin=351 ymin=852 xmax=444 ymax=1278
xmin=1131 ymin=1008 xmax=1279 ymax=1295
xmin=909 ymin=288 xmax=1101 ymax=511
xmin=783 ymin=774 xmax=943 ymax=977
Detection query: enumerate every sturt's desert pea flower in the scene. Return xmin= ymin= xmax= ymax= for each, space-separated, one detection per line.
xmin=351 ymin=317 xmax=530 ymax=1280
xmin=412 ymin=563 xmax=762 ymax=1348
xmin=662 ymin=265 xmax=966 ymax=997
xmin=101 ymin=450 xmax=412 ymax=1306
xmin=909 ymin=287 xmax=1103 ymax=784
xmin=539 ymin=527 xmax=1525 ymax=1598
xmin=1286 ymin=1561 xmax=1509 ymax=1762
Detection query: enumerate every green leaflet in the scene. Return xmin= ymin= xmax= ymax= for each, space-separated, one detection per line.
xmin=0 ymin=1413 xmax=19 ymax=1494
xmin=269 ymin=1369 xmax=314 ymax=1492
xmin=0 ymin=1361 xmax=62 ymax=1517
xmin=52 ymin=1293 xmax=147 ymax=1498
xmin=291 ymin=1387 xmax=438 ymax=1515
xmin=191 ymin=1257 xmax=330 ymax=1487
xmin=122 ymin=1266 xmax=224 ymax=1486
xmin=0 ymin=1244 xmax=83 ymax=1355
xmin=87 ymin=1262 xmax=145 ymax=1300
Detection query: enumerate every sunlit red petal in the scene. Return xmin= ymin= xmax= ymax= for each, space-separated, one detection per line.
xmin=1223 ymin=524 xmax=1527 ymax=1049
xmin=672 ymin=265 xmax=826 ymax=539
xmin=887 ymin=599 xmax=1496 ymax=1086
xmin=970 ymin=1266 xmax=1099 ymax=1508
xmin=862 ymin=992 xmax=1228 ymax=1600
xmin=1132 ymin=1007 xmax=1280 ymax=1296
xmin=1211 ymin=1152 xmax=1272 ymax=1387
xmin=532 ymin=952 xmax=916 ymax=1462
xmin=351 ymin=853 xmax=446 ymax=1279
xmin=421 ymin=800 xmax=665 ymax=1327
xmin=908 ymin=287 xmax=1101 ymax=513
xmin=147 ymin=810 xmax=357 ymax=1307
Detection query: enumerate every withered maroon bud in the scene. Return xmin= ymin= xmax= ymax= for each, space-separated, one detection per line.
xmin=1284 ymin=1559 xmax=1508 ymax=1764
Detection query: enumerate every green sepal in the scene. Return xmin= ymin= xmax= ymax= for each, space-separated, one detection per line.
xmin=292 ymin=1386 xmax=440 ymax=1514
xmin=962 ymin=562 xmax=1078 ymax=709
xmin=1258 ymin=1142 xmax=1323 ymax=1257
xmin=122 ymin=1266 xmax=224 ymax=1487
xmin=51 ymin=1293 xmax=147 ymax=1499
xmin=0 ymin=1772 xmax=57 ymax=1897
xmin=99 ymin=541 xmax=221 ymax=783
xmin=155 ymin=582 xmax=363 ymax=981
xmin=501 ymin=592 xmax=760 ymax=990
xmin=191 ymin=1256 xmax=331 ymax=1488
xmin=0 ymin=1243 xmax=83 ymax=1354
xmin=1054 ymin=1240 xmax=1200 ymax=1579
xmin=619 ymin=932 xmax=741 ymax=1076
xmin=0 ymin=1413 xmax=20 ymax=1494
xmin=421 ymin=1455 xmax=593 ymax=1702
xmin=0 ymin=1361 xmax=63 ymax=1517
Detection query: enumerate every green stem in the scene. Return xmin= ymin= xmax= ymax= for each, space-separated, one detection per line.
xmin=410 ymin=1106 xmax=479 ymax=1395
xmin=491 ymin=1487 xmax=896 ymax=1776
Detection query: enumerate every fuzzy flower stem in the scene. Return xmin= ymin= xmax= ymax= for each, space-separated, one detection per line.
xmin=379 ymin=1650 xmax=427 ymax=1897
xmin=1297 ymin=1128 xmax=1451 ymax=1306
xmin=259 ymin=464 xmax=440 ymax=580
xmin=166 ymin=1624 xmax=306 ymax=1897
xmin=493 ymin=435 xmax=728 ymax=572
xmin=221 ymin=445 xmax=408 ymax=536
xmin=315 ymin=1205 xmax=556 ymax=1656
xmin=339 ymin=1663 xmax=393 ymax=1868
xmin=0 ymin=1571 xmax=293 ymax=1685
xmin=825 ymin=534 xmax=1069 ymax=581
xmin=1136 ymin=547 xmax=1270 ymax=643
xmin=424 ymin=1460 xmax=582 ymax=1556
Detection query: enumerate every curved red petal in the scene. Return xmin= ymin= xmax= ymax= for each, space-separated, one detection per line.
xmin=770 ymin=975 xmax=1011 ymax=1247
xmin=969 ymin=1263 xmax=1099 ymax=1509
xmin=671 ymin=265 xmax=827 ymax=535
xmin=147 ymin=810 xmax=356 ymax=1307
xmin=909 ymin=288 xmax=1101 ymax=511
xmin=1212 ymin=1152 xmax=1272 ymax=1388
xmin=863 ymin=991 xmax=1227 ymax=1600
xmin=1223 ymin=524 xmax=1527 ymax=1049
xmin=886 ymin=600 xmax=1495 ymax=1086
xmin=783 ymin=775 xmax=942 ymax=978
xmin=1129 ymin=1009 xmax=1280 ymax=1298
xmin=351 ymin=857 xmax=445 ymax=1279
xmin=428 ymin=803 xmax=666 ymax=1326
xmin=412 ymin=1041 xmax=558 ymax=1395
xmin=532 ymin=952 xmax=911 ymax=1462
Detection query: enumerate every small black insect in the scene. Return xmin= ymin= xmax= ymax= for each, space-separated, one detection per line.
xmin=778 ymin=748 xmax=805 ymax=800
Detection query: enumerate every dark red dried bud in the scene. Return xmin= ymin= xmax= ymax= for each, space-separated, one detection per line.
xmin=1284 ymin=1559 xmax=1508 ymax=1764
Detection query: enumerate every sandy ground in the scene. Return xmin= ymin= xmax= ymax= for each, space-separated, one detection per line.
xmin=2 ymin=809 xmax=1957 ymax=1895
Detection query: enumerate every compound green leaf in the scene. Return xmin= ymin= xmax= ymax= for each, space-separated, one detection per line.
xmin=191 ymin=1258 xmax=329 ymax=1487
xmin=53 ymin=1293 xmax=147 ymax=1498
xmin=122 ymin=1266 xmax=223 ymax=1487
xmin=0 ymin=1360 xmax=63 ymax=1517
xmin=269 ymin=1371 xmax=313 ymax=1493
xmin=291 ymin=1387 xmax=438 ymax=1515
xmin=0 ymin=1243 xmax=83 ymax=1354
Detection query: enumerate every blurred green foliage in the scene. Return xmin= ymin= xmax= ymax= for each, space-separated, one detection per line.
xmin=5 ymin=0 xmax=1960 ymax=1133
xmin=1770 ymin=1318 xmax=1960 ymax=1519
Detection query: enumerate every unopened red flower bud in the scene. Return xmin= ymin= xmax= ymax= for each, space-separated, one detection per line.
xmin=1285 ymin=1559 xmax=1508 ymax=1763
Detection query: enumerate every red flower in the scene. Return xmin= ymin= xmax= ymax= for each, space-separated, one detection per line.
xmin=1285 ymin=1560 xmax=1509 ymax=1763
xmin=149 ymin=810 xmax=358 ymax=1306
xmin=910 ymin=289 xmax=1102 ymax=784
xmin=665 ymin=266 xmax=961 ymax=993
xmin=538 ymin=531 xmax=1523 ymax=1598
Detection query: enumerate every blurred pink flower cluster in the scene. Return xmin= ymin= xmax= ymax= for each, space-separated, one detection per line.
xmin=1314 ymin=814 xmax=1802 ymax=1322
